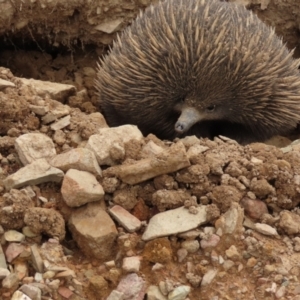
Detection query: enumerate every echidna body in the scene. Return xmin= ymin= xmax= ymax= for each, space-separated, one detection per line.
xmin=96 ymin=0 xmax=300 ymax=144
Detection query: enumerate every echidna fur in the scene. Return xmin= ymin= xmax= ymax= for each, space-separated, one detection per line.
xmin=96 ymin=0 xmax=300 ymax=144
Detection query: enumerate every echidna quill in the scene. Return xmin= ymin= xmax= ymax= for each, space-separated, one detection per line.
xmin=96 ymin=0 xmax=300 ymax=144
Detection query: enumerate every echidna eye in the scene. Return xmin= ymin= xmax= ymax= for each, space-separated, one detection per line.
xmin=206 ymin=105 xmax=216 ymax=112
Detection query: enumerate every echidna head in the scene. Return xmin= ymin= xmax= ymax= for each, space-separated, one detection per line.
xmin=175 ymin=90 xmax=237 ymax=134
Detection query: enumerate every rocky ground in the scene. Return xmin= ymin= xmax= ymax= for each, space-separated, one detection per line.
xmin=0 ymin=66 xmax=300 ymax=300
xmin=1 ymin=0 xmax=300 ymax=300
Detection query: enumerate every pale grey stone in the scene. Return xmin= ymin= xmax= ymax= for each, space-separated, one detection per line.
xmin=15 ymin=133 xmax=56 ymax=165
xmin=49 ymin=148 xmax=101 ymax=176
xmin=147 ymin=285 xmax=167 ymax=300
xmin=109 ymin=205 xmax=141 ymax=233
xmin=0 ymin=78 xmax=15 ymax=89
xmin=201 ymin=269 xmax=218 ymax=286
xmin=4 ymin=230 xmax=25 ymax=242
xmin=142 ymin=206 xmax=207 ymax=241
xmin=20 ymin=283 xmax=42 ymax=300
xmin=86 ymin=125 xmax=143 ymax=166
xmin=168 ymin=285 xmax=191 ymax=300
xmin=50 ymin=115 xmax=71 ymax=131
xmin=3 ymin=159 xmax=64 ymax=190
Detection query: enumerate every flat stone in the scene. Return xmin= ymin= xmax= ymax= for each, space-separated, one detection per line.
xmin=2 ymin=272 xmax=19 ymax=289
xmin=3 ymin=158 xmax=64 ymax=190
xmin=109 ymin=205 xmax=142 ymax=233
xmin=11 ymin=291 xmax=32 ymax=300
xmin=50 ymin=115 xmax=71 ymax=131
xmin=30 ymin=244 xmax=44 ymax=273
xmin=29 ymin=105 xmax=49 ymax=116
xmin=20 ymin=78 xmax=76 ymax=102
xmin=116 ymin=273 xmax=146 ymax=300
xmin=147 ymin=285 xmax=167 ymax=300
xmin=0 ymin=267 xmax=10 ymax=279
xmin=0 ymin=78 xmax=15 ymax=89
xmin=15 ymin=133 xmax=56 ymax=165
xmin=122 ymin=256 xmax=141 ymax=273
xmin=68 ymin=202 xmax=118 ymax=260
xmin=94 ymin=18 xmax=124 ymax=33
xmin=58 ymin=286 xmax=73 ymax=299
xmin=142 ymin=206 xmax=207 ymax=241
xmin=168 ymin=285 xmax=191 ymax=300
xmin=201 ymin=269 xmax=218 ymax=287
xmin=19 ymin=284 xmax=42 ymax=300
xmin=0 ymin=244 xmax=8 ymax=269
xmin=255 ymin=223 xmax=278 ymax=236
xmin=86 ymin=125 xmax=143 ymax=166
xmin=107 ymin=141 xmax=190 ymax=185
xmin=107 ymin=290 xmax=125 ymax=300
xmin=4 ymin=230 xmax=25 ymax=242
xmin=5 ymin=242 xmax=25 ymax=263
xmin=50 ymin=148 xmax=101 ymax=176
xmin=61 ymin=169 xmax=104 ymax=207
xmin=215 ymin=202 xmax=244 ymax=235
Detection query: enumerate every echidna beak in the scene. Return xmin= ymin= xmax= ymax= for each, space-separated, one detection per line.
xmin=175 ymin=107 xmax=203 ymax=134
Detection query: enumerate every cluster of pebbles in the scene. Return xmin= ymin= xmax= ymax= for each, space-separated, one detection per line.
xmin=0 ymin=67 xmax=300 ymax=299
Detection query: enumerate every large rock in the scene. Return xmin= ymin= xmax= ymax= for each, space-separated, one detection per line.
xmin=68 ymin=202 xmax=118 ymax=260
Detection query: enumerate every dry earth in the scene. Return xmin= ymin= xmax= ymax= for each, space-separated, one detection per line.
xmin=0 ymin=0 xmax=300 ymax=300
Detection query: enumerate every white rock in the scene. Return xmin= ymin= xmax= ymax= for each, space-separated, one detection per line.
xmin=86 ymin=125 xmax=143 ymax=166
xmin=94 ymin=18 xmax=124 ymax=33
xmin=29 ymin=105 xmax=49 ymax=116
xmin=4 ymin=230 xmax=25 ymax=242
xmin=147 ymin=285 xmax=167 ymax=300
xmin=106 ymin=290 xmax=125 ymax=300
xmin=19 ymin=284 xmax=42 ymax=300
xmin=168 ymin=285 xmax=191 ymax=300
xmin=122 ymin=256 xmax=141 ymax=273
xmin=3 ymin=159 xmax=64 ymax=190
xmin=19 ymin=78 xmax=76 ymax=102
xmin=0 ymin=267 xmax=10 ymax=279
xmin=109 ymin=205 xmax=141 ymax=233
xmin=201 ymin=269 xmax=218 ymax=286
xmin=187 ymin=144 xmax=209 ymax=160
xmin=68 ymin=202 xmax=118 ymax=260
xmin=254 ymin=223 xmax=278 ymax=236
xmin=61 ymin=169 xmax=104 ymax=207
xmin=50 ymin=115 xmax=71 ymax=131
xmin=11 ymin=291 xmax=32 ymax=300
xmin=0 ymin=78 xmax=15 ymax=89
xmin=49 ymin=148 xmax=101 ymax=176
xmin=15 ymin=133 xmax=56 ymax=165
xmin=141 ymin=141 xmax=164 ymax=157
xmin=142 ymin=206 xmax=207 ymax=241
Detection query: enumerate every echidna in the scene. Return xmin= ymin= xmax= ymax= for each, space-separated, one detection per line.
xmin=96 ymin=0 xmax=300 ymax=144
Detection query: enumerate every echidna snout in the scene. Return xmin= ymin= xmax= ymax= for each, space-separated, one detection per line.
xmin=175 ymin=107 xmax=203 ymax=134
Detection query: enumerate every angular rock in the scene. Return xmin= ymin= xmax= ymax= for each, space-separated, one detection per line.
xmin=0 ymin=78 xmax=15 ymax=89
xmin=168 ymin=285 xmax=191 ymax=300
xmin=5 ymin=243 xmax=25 ymax=263
xmin=15 ymin=133 xmax=56 ymax=165
xmin=68 ymin=202 xmax=118 ymax=260
xmin=0 ymin=245 xmax=7 ymax=269
xmin=122 ymin=256 xmax=141 ymax=273
xmin=201 ymin=269 xmax=218 ymax=286
xmin=95 ymin=18 xmax=124 ymax=33
xmin=278 ymin=210 xmax=300 ymax=235
xmin=107 ymin=141 xmax=190 ymax=185
xmin=109 ymin=205 xmax=142 ymax=233
xmin=0 ymin=267 xmax=10 ymax=279
xmin=142 ymin=206 xmax=207 ymax=241
xmin=147 ymin=285 xmax=167 ymax=300
xmin=3 ymin=159 xmax=64 ymax=190
xmin=4 ymin=230 xmax=25 ymax=242
xmin=2 ymin=272 xmax=19 ymax=289
xmin=11 ymin=291 xmax=32 ymax=300
xmin=86 ymin=125 xmax=143 ymax=166
xmin=107 ymin=290 xmax=125 ymax=300
xmin=116 ymin=273 xmax=146 ymax=300
xmin=61 ymin=169 xmax=104 ymax=207
xmin=50 ymin=148 xmax=101 ymax=175
xmin=20 ymin=78 xmax=76 ymax=102
xmin=50 ymin=115 xmax=71 ymax=131
xmin=215 ymin=202 xmax=244 ymax=235
xmin=254 ymin=223 xmax=278 ymax=236
xmin=30 ymin=244 xmax=44 ymax=273
xmin=19 ymin=284 xmax=42 ymax=300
